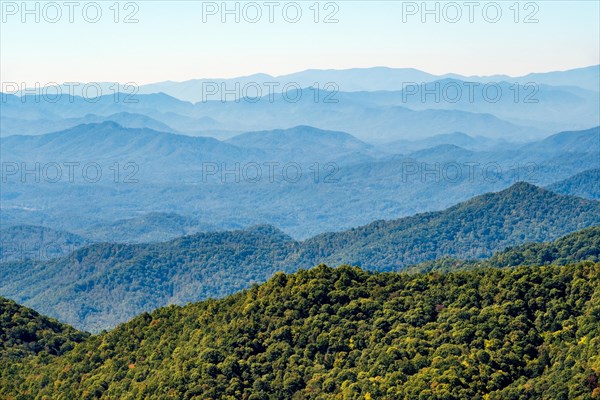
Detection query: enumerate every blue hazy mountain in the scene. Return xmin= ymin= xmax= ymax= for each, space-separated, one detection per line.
xmin=0 ymin=112 xmax=178 ymax=137
xmin=1 ymin=122 xmax=382 ymax=179
xmin=406 ymin=144 xmax=475 ymax=163
xmin=450 ymin=64 xmax=600 ymax=92
xmin=383 ymin=132 xmax=508 ymax=153
xmin=339 ymin=79 xmax=600 ymax=132
xmin=518 ymin=126 xmax=600 ymax=154
xmin=0 ymin=225 xmax=92 ymax=262
xmin=226 ymin=125 xmax=378 ymax=163
xmin=139 ymin=67 xmax=441 ymax=100
xmin=186 ymin=91 xmax=541 ymax=141
xmin=82 ymin=212 xmax=224 ymax=244
xmin=76 ymin=112 xmax=178 ymax=133
xmin=3 ymin=65 xmax=596 ymax=141
xmin=1 ymin=90 xmax=542 ymax=142
xmin=0 ymin=214 xmax=228 ymax=248
xmin=137 ymin=65 xmax=600 ymax=101
xmin=0 ymin=122 xmax=259 ymax=181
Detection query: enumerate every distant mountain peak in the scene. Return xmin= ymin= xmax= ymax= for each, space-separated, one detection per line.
xmin=70 ymin=121 xmax=124 ymax=131
xmin=484 ymin=181 xmax=553 ymax=201
xmin=503 ymin=181 xmax=543 ymax=192
xmin=245 ymin=224 xmax=286 ymax=235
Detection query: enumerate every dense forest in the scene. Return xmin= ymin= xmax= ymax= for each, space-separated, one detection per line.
xmin=0 ymin=298 xmax=88 ymax=360
xmin=408 ymin=226 xmax=600 ymax=273
xmin=1 ymin=260 xmax=599 ymax=399
xmin=1 ymin=183 xmax=599 ymax=331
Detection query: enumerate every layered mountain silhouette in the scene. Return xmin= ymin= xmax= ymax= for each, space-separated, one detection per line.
xmin=1 ymin=183 xmax=598 ymax=331
xmin=2 ymin=124 xmax=598 ymax=239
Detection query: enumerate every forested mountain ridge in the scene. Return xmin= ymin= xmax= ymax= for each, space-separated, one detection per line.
xmin=294 ymin=182 xmax=600 ymax=268
xmin=1 ymin=182 xmax=598 ymax=331
xmin=408 ymin=226 xmax=600 ymax=273
xmin=1 ymin=262 xmax=599 ymax=399
xmin=486 ymin=225 xmax=600 ymax=267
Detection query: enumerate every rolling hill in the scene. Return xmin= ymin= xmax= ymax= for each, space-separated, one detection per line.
xmin=226 ymin=125 xmax=377 ymax=164
xmin=382 ymin=132 xmax=506 ymax=153
xmin=519 ymin=126 xmax=600 ymax=155
xmin=82 ymin=212 xmax=221 ymax=244
xmin=0 ymin=112 xmax=178 ymax=137
xmin=0 ymin=121 xmax=259 ymax=182
xmin=0 ymin=225 xmax=92 ymax=262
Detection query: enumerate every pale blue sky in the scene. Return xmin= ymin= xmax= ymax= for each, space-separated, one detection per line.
xmin=1 ymin=1 xmax=599 ymax=85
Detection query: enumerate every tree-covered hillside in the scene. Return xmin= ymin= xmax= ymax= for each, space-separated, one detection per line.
xmin=409 ymin=226 xmax=600 ymax=273
xmin=1 ymin=262 xmax=599 ymax=399
xmin=0 ymin=225 xmax=296 ymax=332
xmin=0 ymin=297 xmax=88 ymax=359
xmin=1 ymin=183 xmax=598 ymax=331
xmin=295 ymin=182 xmax=600 ymax=269
xmin=487 ymin=225 xmax=600 ymax=267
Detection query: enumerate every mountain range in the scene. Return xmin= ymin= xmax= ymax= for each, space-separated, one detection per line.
xmin=2 ymin=124 xmax=598 ymax=239
xmin=1 ymin=90 xmax=544 ymax=142
xmin=136 ymin=65 xmax=600 ymax=100
xmin=3 ymin=65 xmax=597 ymax=143
xmin=1 ymin=182 xmax=598 ymax=332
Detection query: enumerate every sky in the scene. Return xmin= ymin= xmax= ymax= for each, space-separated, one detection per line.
xmin=1 ymin=1 xmax=599 ymax=86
